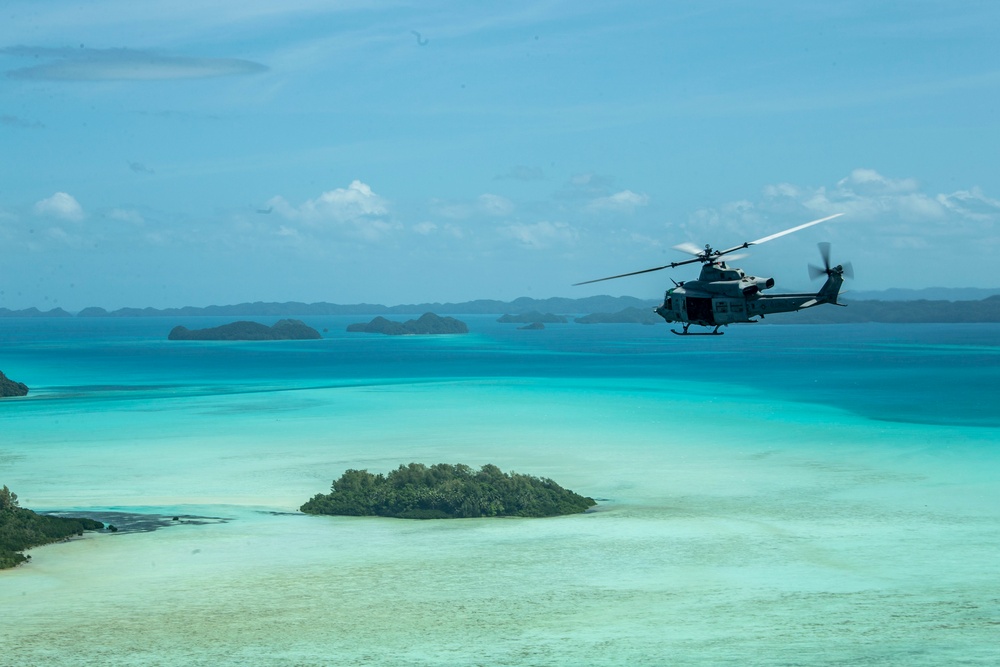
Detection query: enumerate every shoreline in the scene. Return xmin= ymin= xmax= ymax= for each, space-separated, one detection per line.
xmin=39 ymin=510 xmax=231 ymax=534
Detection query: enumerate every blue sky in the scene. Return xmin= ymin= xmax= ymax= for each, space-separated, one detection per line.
xmin=2 ymin=1 xmax=998 ymax=310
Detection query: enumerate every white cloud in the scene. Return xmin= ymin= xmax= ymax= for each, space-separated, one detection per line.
xmin=413 ymin=220 xmax=465 ymax=239
xmin=937 ymin=187 xmax=1000 ymax=222
xmin=570 ymin=173 xmax=602 ymax=188
xmin=270 ymin=180 xmax=387 ymax=221
xmin=107 ymin=208 xmax=145 ymax=225
xmin=558 ymin=172 xmax=616 ymax=200
xmin=430 ymin=200 xmax=473 ymax=220
xmin=502 ymin=221 xmax=578 ymax=249
xmin=837 ymin=168 xmax=920 ymax=196
xmin=626 ymin=231 xmax=664 ymax=249
xmin=762 ymin=183 xmax=804 ymax=199
xmin=34 ymin=192 xmax=84 ymax=222
xmin=1 ymin=114 xmax=45 ymax=129
xmin=587 ymin=189 xmax=650 ymax=213
xmin=429 ymin=194 xmax=514 ymax=221
xmin=681 ymin=199 xmax=759 ymax=241
xmin=759 ymin=169 xmax=992 ymax=228
xmin=685 ymin=169 xmax=999 ymax=270
xmin=771 ymin=168 xmax=951 ymax=223
xmin=46 ymin=227 xmax=73 ymax=243
xmin=268 ymin=180 xmax=397 ymax=242
xmin=478 ymin=193 xmax=514 ymax=216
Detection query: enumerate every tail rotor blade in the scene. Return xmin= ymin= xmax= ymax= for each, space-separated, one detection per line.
xmin=817 ymin=241 xmax=832 ymax=271
xmin=809 ymin=244 xmax=854 ymax=280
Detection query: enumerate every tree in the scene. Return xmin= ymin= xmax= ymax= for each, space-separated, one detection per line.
xmin=300 ymin=463 xmax=596 ymax=519
xmin=0 ymin=485 xmax=19 ymax=511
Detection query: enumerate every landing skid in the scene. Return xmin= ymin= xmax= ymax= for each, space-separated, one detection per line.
xmin=671 ymin=324 xmax=724 ymax=336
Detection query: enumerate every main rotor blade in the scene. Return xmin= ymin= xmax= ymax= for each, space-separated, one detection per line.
xmin=748 ymin=213 xmax=844 ymax=246
xmin=573 ymin=254 xmax=706 ymax=285
xmin=572 ymin=264 xmax=674 ymax=286
xmin=672 ymin=242 xmax=704 ymax=256
xmin=575 ymin=212 xmax=843 ymax=287
xmin=841 ymin=261 xmax=855 ymax=279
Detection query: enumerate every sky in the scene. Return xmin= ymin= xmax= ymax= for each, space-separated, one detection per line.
xmin=1 ymin=0 xmax=999 ymax=310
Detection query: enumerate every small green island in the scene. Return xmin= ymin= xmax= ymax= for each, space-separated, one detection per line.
xmin=1 ymin=486 xmax=105 ymax=569
xmin=301 ymin=463 xmax=596 ymax=519
xmin=1 ymin=370 xmax=29 ymax=397
xmin=497 ymin=311 xmax=568 ymax=324
xmin=168 ymin=319 xmax=321 ymax=341
xmin=346 ymin=312 xmax=468 ymax=335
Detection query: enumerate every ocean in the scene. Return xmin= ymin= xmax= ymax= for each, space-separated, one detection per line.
xmin=2 ymin=316 xmax=998 ymax=665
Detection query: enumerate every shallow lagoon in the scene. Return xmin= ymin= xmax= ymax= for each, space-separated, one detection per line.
xmin=2 ymin=318 xmax=999 ymax=665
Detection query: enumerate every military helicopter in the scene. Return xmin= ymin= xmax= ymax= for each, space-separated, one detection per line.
xmin=574 ymin=213 xmax=851 ymax=335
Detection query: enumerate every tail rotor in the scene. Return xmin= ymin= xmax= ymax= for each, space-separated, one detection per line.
xmin=809 ymin=242 xmax=854 ymax=280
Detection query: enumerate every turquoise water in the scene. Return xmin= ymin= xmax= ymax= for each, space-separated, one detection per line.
xmin=2 ymin=318 xmax=999 ymax=665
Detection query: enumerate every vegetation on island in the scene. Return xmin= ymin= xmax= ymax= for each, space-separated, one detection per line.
xmin=346 ymin=313 xmax=468 ymax=335
xmin=301 ymin=463 xmax=596 ymax=519
xmin=0 ymin=371 xmax=29 ymax=397
xmin=168 ymin=319 xmax=321 ymax=340
xmin=773 ymin=294 xmax=1000 ymax=324
xmin=0 ymin=486 xmax=105 ymax=569
xmin=497 ymin=311 xmax=568 ymax=324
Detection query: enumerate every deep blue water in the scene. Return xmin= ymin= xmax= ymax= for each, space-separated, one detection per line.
xmin=2 ymin=317 xmax=997 ymax=428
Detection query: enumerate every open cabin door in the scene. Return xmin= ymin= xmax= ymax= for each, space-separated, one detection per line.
xmin=686 ymin=297 xmax=715 ymax=325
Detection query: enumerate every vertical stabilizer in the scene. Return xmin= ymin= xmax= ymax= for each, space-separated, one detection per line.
xmin=808 ymin=243 xmax=853 ymax=305
xmin=817 ymin=270 xmax=845 ymax=305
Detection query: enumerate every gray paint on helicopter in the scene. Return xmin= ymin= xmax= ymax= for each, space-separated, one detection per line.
xmin=574 ymin=214 xmax=850 ymax=335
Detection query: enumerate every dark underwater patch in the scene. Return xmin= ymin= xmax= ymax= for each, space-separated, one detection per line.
xmin=40 ymin=511 xmax=230 ymax=534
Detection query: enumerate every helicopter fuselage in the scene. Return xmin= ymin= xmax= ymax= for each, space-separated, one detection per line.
xmin=572 ymin=214 xmax=850 ymax=336
xmin=654 ymin=261 xmax=846 ymax=332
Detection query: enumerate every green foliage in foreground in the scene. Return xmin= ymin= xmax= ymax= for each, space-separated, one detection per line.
xmin=301 ymin=463 xmax=596 ymax=519
xmin=0 ymin=485 xmax=104 ymax=569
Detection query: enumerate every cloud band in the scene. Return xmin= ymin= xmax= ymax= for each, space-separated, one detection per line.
xmin=3 ymin=46 xmax=267 ymax=81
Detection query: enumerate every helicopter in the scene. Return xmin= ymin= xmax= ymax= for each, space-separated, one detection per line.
xmin=574 ymin=213 xmax=852 ymax=335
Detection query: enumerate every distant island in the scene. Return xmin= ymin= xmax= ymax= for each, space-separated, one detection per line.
xmin=168 ymin=319 xmax=321 ymax=341
xmin=497 ymin=311 xmax=568 ymax=324
xmin=1 ymin=295 xmax=656 ymax=318
xmin=2 ymin=291 xmax=1000 ymax=323
xmin=301 ymin=463 xmax=596 ymax=519
xmin=347 ymin=313 xmax=468 ymax=335
xmin=1 ymin=485 xmax=105 ymax=569
xmin=0 ymin=371 xmax=29 ymax=397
